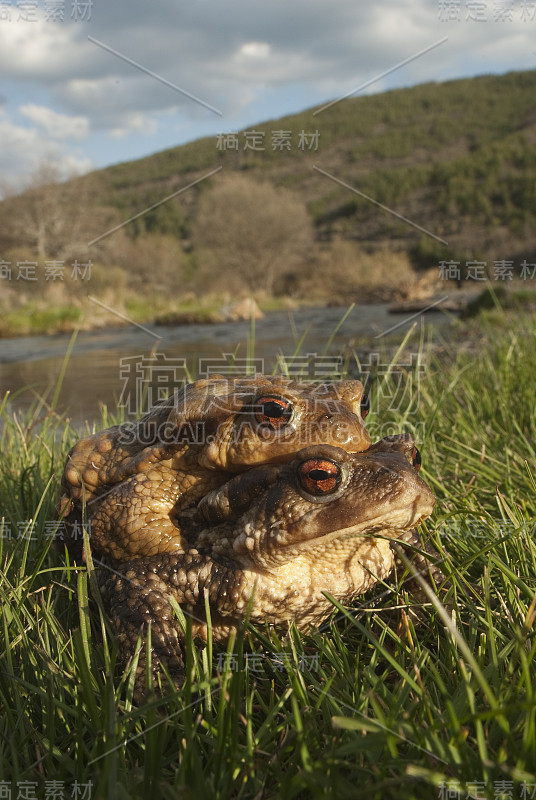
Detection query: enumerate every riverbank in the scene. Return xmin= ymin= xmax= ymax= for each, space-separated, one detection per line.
xmin=2 ymin=274 xmax=533 ymax=340
xmin=0 ymin=301 xmax=458 ymax=426
xmin=2 ymin=286 xmax=533 ymax=427
xmin=0 ymin=262 xmax=458 ymax=339
xmin=0 ymin=294 xmax=301 ymax=339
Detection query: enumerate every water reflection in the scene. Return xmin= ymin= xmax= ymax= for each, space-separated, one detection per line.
xmin=0 ymin=305 xmax=453 ymax=427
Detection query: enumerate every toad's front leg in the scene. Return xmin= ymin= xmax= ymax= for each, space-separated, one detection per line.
xmin=98 ymin=552 xmax=242 ymax=702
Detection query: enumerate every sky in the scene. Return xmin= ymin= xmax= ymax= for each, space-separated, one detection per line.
xmin=0 ymin=0 xmax=535 ymax=192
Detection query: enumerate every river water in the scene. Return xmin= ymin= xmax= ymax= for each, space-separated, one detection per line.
xmin=0 ymin=304 xmax=456 ymax=427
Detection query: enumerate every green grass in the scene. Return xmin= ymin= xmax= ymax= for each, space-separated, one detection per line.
xmin=1 ymin=310 xmax=536 ymax=799
xmin=0 ymin=303 xmax=83 ymax=338
xmin=0 ymin=295 xmax=309 ymax=338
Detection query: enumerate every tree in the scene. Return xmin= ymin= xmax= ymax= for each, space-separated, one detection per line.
xmin=0 ymin=162 xmax=102 ymax=261
xmin=191 ymin=175 xmax=314 ymax=296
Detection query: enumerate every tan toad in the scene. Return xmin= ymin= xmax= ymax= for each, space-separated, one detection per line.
xmin=59 ymin=375 xmax=371 ymax=562
xmin=100 ymin=434 xmax=436 ymax=700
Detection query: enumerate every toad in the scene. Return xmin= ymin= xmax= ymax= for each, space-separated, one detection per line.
xmin=99 ymin=434 xmax=436 ymax=700
xmin=58 ymin=375 xmax=371 ymax=562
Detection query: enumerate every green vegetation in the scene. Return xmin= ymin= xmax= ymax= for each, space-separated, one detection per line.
xmin=0 ymin=303 xmax=83 ymax=338
xmin=463 ymin=285 xmax=536 ymax=318
xmin=85 ymin=69 xmax=536 ymax=258
xmin=1 ymin=69 xmax=536 ymax=338
xmin=1 ymin=310 xmax=535 ymax=798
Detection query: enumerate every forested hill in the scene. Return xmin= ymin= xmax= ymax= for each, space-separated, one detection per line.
xmin=1 ymin=68 xmax=535 ymax=333
xmin=86 ymin=68 xmax=536 ymax=261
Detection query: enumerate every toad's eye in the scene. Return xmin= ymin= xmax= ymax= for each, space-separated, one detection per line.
xmin=254 ymin=396 xmax=292 ymax=429
xmin=360 ymin=393 xmax=370 ymax=419
xmin=412 ymin=447 xmax=421 ymax=471
xmin=298 ymin=458 xmax=341 ymax=495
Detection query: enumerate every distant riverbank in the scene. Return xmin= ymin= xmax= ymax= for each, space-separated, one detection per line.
xmin=0 ymin=303 xmax=459 ymax=426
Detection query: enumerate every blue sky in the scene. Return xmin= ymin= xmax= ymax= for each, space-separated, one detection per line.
xmin=0 ymin=0 xmax=535 ymax=193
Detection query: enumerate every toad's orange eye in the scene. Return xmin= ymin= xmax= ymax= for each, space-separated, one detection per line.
xmin=298 ymin=458 xmax=341 ymax=495
xmin=255 ymin=396 xmax=292 ymax=429
xmin=360 ymin=393 xmax=370 ymax=419
xmin=412 ymin=447 xmax=421 ymax=471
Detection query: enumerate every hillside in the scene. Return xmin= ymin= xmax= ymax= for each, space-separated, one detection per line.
xmin=1 ymin=69 xmax=536 ymax=335
xmin=87 ymin=69 xmax=536 ymax=255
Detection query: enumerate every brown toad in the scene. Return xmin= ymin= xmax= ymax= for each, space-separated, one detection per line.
xmin=99 ymin=434 xmax=436 ymax=700
xmin=58 ymin=375 xmax=371 ymax=562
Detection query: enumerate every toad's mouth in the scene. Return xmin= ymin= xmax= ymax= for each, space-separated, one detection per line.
xmin=267 ymin=513 xmax=434 ymax=555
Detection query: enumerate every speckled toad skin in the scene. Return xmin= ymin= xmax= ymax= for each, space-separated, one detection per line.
xmin=99 ymin=434 xmax=436 ymax=700
xmin=58 ymin=375 xmax=371 ymax=562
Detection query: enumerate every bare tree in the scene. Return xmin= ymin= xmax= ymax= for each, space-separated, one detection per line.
xmin=0 ymin=162 xmax=103 ymax=261
xmin=192 ymin=175 xmax=314 ymax=296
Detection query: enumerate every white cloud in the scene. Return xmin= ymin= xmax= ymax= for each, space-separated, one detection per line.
xmin=55 ymin=153 xmax=94 ymax=177
xmin=109 ymin=112 xmax=158 ymax=139
xmin=20 ymin=104 xmax=89 ymax=140
xmin=0 ymin=0 xmax=534 ymax=185
xmin=0 ymin=111 xmax=92 ymax=192
xmin=0 ymin=15 xmax=84 ymax=79
xmin=240 ymin=42 xmax=271 ymax=59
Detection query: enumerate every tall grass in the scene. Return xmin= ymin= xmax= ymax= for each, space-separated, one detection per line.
xmin=0 ymin=309 xmax=535 ymax=799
